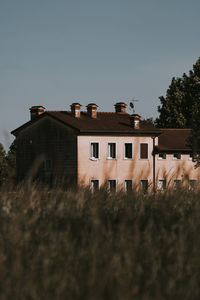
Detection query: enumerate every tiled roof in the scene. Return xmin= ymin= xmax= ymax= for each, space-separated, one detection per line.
xmin=158 ymin=129 xmax=192 ymax=151
xmin=12 ymin=111 xmax=162 ymax=135
xmin=47 ymin=111 xmax=160 ymax=133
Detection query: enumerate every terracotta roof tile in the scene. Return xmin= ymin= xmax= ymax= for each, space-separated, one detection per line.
xmin=158 ymin=129 xmax=192 ymax=151
xmin=46 ymin=111 xmax=160 ymax=133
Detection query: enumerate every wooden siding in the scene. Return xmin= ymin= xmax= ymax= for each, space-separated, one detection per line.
xmin=16 ymin=116 xmax=77 ymax=185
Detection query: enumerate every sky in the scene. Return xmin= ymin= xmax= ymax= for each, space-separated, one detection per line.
xmin=0 ymin=0 xmax=200 ymax=150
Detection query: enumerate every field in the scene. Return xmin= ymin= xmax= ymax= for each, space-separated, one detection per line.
xmin=0 ymin=184 xmax=200 ymax=299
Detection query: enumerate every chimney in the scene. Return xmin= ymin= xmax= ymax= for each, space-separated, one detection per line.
xmin=30 ymin=106 xmax=45 ymax=120
xmin=130 ymin=114 xmax=141 ymax=129
xmin=115 ymin=102 xmax=126 ymax=113
xmin=87 ymin=103 xmax=98 ymax=118
xmin=70 ymin=103 xmax=82 ymax=118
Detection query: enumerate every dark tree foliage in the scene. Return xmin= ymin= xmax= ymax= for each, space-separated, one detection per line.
xmin=156 ymin=57 xmax=200 ymax=128
xmin=142 ymin=117 xmax=156 ymax=126
xmin=156 ymin=57 xmax=200 ymax=167
xmin=0 ymin=143 xmax=7 ymax=185
xmin=6 ymin=140 xmax=17 ymax=183
xmin=0 ymin=140 xmax=16 ymax=186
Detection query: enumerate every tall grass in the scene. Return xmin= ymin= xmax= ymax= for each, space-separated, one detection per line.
xmin=0 ymin=185 xmax=200 ymax=299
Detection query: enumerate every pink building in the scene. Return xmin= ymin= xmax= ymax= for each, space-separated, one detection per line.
xmin=11 ymin=102 xmax=200 ymax=191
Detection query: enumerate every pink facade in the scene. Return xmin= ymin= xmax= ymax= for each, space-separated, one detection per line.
xmin=156 ymin=153 xmax=200 ymax=189
xmin=78 ymin=135 xmax=154 ymax=191
xmin=78 ymin=135 xmax=200 ymax=191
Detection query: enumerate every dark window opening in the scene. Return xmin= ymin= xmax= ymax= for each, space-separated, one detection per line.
xmin=108 ymin=143 xmax=116 ymax=159
xmin=141 ymin=179 xmax=148 ymax=193
xmin=91 ymin=180 xmax=99 ymax=191
xmin=125 ymin=180 xmax=132 ymax=192
xmin=108 ymin=180 xmax=117 ymax=192
xmin=125 ymin=143 xmax=132 ymax=159
xmin=91 ymin=143 xmax=99 ymax=159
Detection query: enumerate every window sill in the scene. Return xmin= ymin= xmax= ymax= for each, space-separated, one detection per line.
xmin=107 ymin=157 xmax=117 ymax=160
xmin=123 ymin=157 xmax=133 ymax=160
xmin=157 ymin=158 xmax=166 ymax=160
xmin=173 ymin=158 xmax=182 ymax=161
xmin=90 ymin=157 xmax=99 ymax=161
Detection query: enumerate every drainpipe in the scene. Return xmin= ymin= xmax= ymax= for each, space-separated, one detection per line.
xmin=152 ymin=136 xmax=156 ymax=193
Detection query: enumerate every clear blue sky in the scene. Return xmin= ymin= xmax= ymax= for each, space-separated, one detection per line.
xmin=1 ymin=0 xmax=200 ymax=149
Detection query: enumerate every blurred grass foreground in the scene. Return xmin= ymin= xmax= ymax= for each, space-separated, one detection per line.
xmin=0 ymin=185 xmax=200 ymax=299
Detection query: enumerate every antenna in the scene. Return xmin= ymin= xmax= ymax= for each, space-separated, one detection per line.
xmin=129 ymin=98 xmax=139 ymax=114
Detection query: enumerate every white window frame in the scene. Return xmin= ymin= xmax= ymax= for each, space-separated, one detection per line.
xmin=158 ymin=153 xmax=167 ymax=160
xmin=124 ymin=142 xmax=133 ymax=159
xmin=108 ymin=179 xmax=117 ymax=192
xmin=157 ymin=179 xmax=167 ymax=190
xmin=90 ymin=179 xmax=100 ymax=191
xmin=140 ymin=179 xmax=149 ymax=193
xmin=188 ymin=153 xmax=193 ymax=161
xmin=189 ymin=179 xmax=197 ymax=190
xmin=90 ymin=142 xmax=99 ymax=160
xmin=173 ymin=153 xmax=182 ymax=160
xmin=107 ymin=142 xmax=117 ymax=159
xmin=140 ymin=143 xmax=149 ymax=160
xmin=124 ymin=179 xmax=133 ymax=192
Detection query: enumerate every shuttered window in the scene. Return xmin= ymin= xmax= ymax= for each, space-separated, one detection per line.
xmin=140 ymin=143 xmax=148 ymax=159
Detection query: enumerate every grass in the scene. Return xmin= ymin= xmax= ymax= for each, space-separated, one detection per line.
xmin=0 ymin=184 xmax=200 ymax=299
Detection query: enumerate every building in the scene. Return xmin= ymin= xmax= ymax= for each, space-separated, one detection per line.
xmin=11 ymin=102 xmax=200 ymax=191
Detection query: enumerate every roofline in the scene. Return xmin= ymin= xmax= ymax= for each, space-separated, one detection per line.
xmin=11 ymin=111 xmax=162 ymax=136
xmin=11 ymin=112 xmax=80 ymax=136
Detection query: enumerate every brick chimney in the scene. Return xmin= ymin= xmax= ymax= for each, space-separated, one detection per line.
xmin=130 ymin=114 xmax=141 ymax=129
xmin=87 ymin=103 xmax=98 ymax=118
xmin=115 ymin=102 xmax=126 ymax=113
xmin=70 ymin=103 xmax=82 ymax=118
xmin=30 ymin=106 xmax=45 ymax=120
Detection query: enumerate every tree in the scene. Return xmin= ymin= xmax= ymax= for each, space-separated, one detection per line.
xmin=6 ymin=140 xmax=16 ymax=182
xmin=156 ymin=57 xmax=200 ymax=166
xmin=156 ymin=57 xmax=200 ymax=128
xmin=142 ymin=117 xmax=156 ymax=126
xmin=0 ymin=143 xmax=7 ymax=185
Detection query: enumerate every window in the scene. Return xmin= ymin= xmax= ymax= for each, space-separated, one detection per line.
xmin=91 ymin=142 xmax=99 ymax=159
xmin=174 ymin=179 xmax=182 ymax=189
xmin=42 ymin=159 xmax=52 ymax=171
xmin=108 ymin=143 xmax=116 ymax=159
xmin=124 ymin=180 xmax=133 ymax=192
xmin=158 ymin=179 xmax=166 ymax=190
xmin=158 ymin=153 xmax=166 ymax=160
xmin=90 ymin=179 xmax=99 ymax=191
xmin=189 ymin=153 xmax=193 ymax=160
xmin=140 ymin=143 xmax=148 ymax=159
xmin=140 ymin=179 xmax=148 ymax=193
xmin=108 ymin=180 xmax=117 ymax=192
xmin=124 ymin=143 xmax=132 ymax=159
xmin=173 ymin=153 xmax=181 ymax=160
xmin=189 ymin=179 xmax=197 ymax=190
